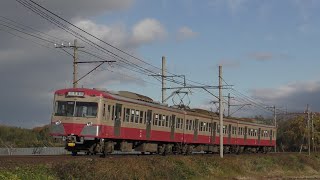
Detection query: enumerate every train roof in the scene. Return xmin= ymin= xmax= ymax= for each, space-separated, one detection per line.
xmin=55 ymin=88 xmax=275 ymax=128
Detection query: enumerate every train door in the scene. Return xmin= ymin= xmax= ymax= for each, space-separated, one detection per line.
xmin=258 ymin=128 xmax=261 ymax=144
xmin=228 ymin=124 xmax=232 ymax=144
xmin=170 ymin=115 xmax=176 ymax=140
xmin=244 ymin=126 xmax=248 ymax=144
xmin=114 ymin=103 xmax=122 ymax=137
xmin=146 ymin=110 xmax=152 ymax=139
xmin=194 ymin=119 xmax=199 ymax=141
xmin=270 ymin=130 xmax=273 ymax=144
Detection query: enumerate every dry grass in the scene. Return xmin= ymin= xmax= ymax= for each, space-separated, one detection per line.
xmin=2 ymin=153 xmax=320 ymax=179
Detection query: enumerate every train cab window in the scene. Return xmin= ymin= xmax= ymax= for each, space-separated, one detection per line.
xmin=217 ymin=125 xmax=220 ymax=134
xmin=208 ymin=123 xmax=212 ymax=132
xmin=55 ymin=101 xmax=74 ymax=117
xmin=131 ymin=110 xmax=135 ymax=122
xmin=139 ymin=111 xmax=144 ymax=124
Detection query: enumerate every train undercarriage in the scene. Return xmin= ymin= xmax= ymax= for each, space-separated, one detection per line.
xmin=64 ymin=136 xmax=274 ymax=157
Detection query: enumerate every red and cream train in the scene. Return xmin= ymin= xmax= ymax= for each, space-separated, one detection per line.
xmin=50 ymin=88 xmax=276 ymax=156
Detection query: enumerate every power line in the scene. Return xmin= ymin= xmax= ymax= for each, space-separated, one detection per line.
xmin=17 ymin=0 xmax=217 ymax=91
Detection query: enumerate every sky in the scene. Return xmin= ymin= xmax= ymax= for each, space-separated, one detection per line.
xmin=1 ymin=0 xmax=320 ymax=128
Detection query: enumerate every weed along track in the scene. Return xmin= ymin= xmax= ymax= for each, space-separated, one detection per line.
xmin=1 ymin=153 xmax=320 ymax=179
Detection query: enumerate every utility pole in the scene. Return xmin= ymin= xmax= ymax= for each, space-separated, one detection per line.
xmin=162 ymin=56 xmax=166 ymax=104
xmin=307 ymin=104 xmax=311 ymax=156
xmin=73 ymin=39 xmax=79 ymax=88
xmin=267 ymin=105 xmax=277 ymax=152
xmin=227 ymin=93 xmax=231 ymax=117
xmin=273 ymin=105 xmax=277 ymax=152
xmin=55 ymin=39 xmax=84 ymax=88
xmin=312 ymin=113 xmax=315 ymax=152
xmin=219 ymin=65 xmax=224 ymax=158
xmin=56 ymin=39 xmax=116 ymax=87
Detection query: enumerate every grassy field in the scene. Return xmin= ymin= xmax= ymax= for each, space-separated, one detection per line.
xmin=1 ymin=153 xmax=320 ymax=179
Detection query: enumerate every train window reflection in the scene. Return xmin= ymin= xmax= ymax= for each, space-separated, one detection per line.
xmin=74 ymin=102 xmax=98 ymax=117
xmin=55 ymin=101 xmax=98 ymax=117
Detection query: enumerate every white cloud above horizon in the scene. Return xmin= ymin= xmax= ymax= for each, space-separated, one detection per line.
xmin=177 ymin=26 xmax=198 ymax=41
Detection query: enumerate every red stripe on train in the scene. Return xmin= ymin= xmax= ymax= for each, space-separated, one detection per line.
xmin=53 ymin=123 xmax=275 ymax=146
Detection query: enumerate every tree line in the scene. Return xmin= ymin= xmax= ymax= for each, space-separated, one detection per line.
xmin=0 ymin=125 xmax=62 ymax=148
xmin=0 ymin=114 xmax=319 ymax=151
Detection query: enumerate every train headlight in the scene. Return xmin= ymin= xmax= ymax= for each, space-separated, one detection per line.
xmin=86 ymin=122 xmax=93 ymax=126
xmin=55 ymin=120 xmax=61 ymax=125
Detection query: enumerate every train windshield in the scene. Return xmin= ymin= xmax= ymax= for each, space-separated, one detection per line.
xmin=55 ymin=101 xmax=98 ymax=118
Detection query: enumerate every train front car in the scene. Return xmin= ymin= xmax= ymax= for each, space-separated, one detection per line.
xmin=50 ymin=88 xmax=107 ymax=155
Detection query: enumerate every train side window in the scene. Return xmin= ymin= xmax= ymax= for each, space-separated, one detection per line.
xmin=135 ymin=110 xmax=140 ymax=123
xmin=223 ymin=125 xmax=227 ymax=134
xmin=107 ymin=105 xmax=110 ymax=120
xmin=140 ymin=111 xmax=144 ymax=124
xmin=165 ymin=116 xmax=169 ymax=127
xmin=162 ymin=115 xmax=166 ymax=127
xmin=144 ymin=112 xmax=147 ymax=124
xmin=181 ymin=119 xmax=184 ymax=129
xmin=125 ymin=108 xmax=130 ymax=122
xmin=158 ymin=114 xmax=162 ymax=126
xmin=154 ymin=114 xmax=159 ymax=126
xmin=131 ymin=110 xmax=135 ymax=122
xmin=186 ymin=120 xmax=189 ymax=130
xmin=103 ymin=104 xmax=106 ymax=117
xmin=123 ymin=108 xmax=126 ymax=121
xmin=176 ymin=118 xmax=179 ymax=128
xmin=111 ymin=106 xmax=115 ymax=121
xmin=191 ymin=120 xmax=194 ymax=130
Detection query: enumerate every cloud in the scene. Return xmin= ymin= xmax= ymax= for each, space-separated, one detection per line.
xmin=1 ymin=0 xmax=134 ymax=33
xmin=250 ymin=81 xmax=320 ymax=112
xmin=208 ymin=0 xmax=248 ymax=14
xmin=249 ymin=52 xmax=274 ymax=61
xmin=0 ymin=2 xmax=167 ymax=128
xmin=131 ymin=18 xmax=167 ymax=45
xmin=177 ymin=26 xmax=198 ymax=41
xmin=217 ymin=59 xmax=240 ymax=68
xmin=249 ymin=52 xmax=290 ymax=62
xmin=227 ymin=0 xmax=248 ymax=14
